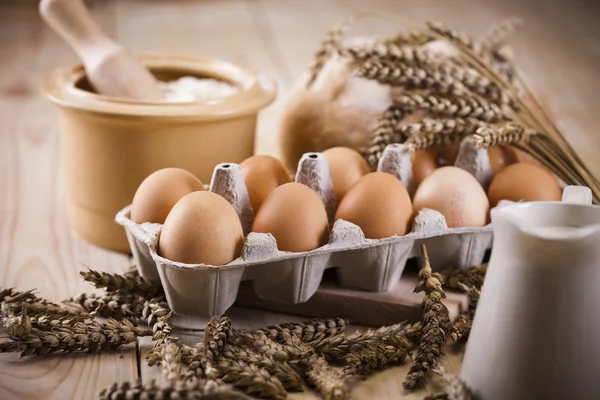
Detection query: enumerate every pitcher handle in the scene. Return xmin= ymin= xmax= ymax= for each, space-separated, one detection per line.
xmin=562 ymin=185 xmax=593 ymax=205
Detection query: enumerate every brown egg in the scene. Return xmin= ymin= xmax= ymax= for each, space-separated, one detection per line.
xmin=488 ymin=162 xmax=562 ymax=207
xmin=158 ymin=191 xmax=244 ymax=265
xmin=131 ymin=168 xmax=204 ymax=224
xmin=488 ymin=146 xmax=518 ymax=175
xmin=413 ymin=166 xmax=489 ymax=228
xmin=240 ymin=155 xmax=292 ymax=213
xmin=411 ymin=149 xmax=438 ymax=186
xmin=432 ymin=143 xmax=460 ymax=166
xmin=252 ymin=183 xmax=329 ymax=252
xmin=335 ymin=172 xmax=413 ymax=239
xmin=323 ymin=147 xmax=371 ymax=202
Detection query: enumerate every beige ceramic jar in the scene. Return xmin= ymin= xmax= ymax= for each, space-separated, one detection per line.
xmin=42 ymin=54 xmax=276 ymax=252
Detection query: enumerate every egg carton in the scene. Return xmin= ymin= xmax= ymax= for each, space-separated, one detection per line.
xmin=115 ymin=138 xmax=495 ymax=324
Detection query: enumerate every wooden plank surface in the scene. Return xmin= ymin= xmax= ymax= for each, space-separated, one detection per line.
xmin=0 ymin=3 xmax=138 ymax=400
xmin=0 ymin=0 xmax=599 ymax=399
xmin=234 ymin=269 xmax=469 ymax=327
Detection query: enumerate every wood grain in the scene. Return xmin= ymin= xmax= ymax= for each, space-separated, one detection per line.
xmin=235 ymin=270 xmax=469 ymax=327
xmin=0 ymin=3 xmax=136 ymax=400
xmin=1 ymin=0 xmax=599 ymax=399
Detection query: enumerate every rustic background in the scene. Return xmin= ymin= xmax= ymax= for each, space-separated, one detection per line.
xmin=1 ymin=0 xmax=599 ymax=399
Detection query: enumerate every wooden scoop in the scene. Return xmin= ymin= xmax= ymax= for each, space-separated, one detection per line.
xmin=39 ymin=0 xmax=163 ymax=101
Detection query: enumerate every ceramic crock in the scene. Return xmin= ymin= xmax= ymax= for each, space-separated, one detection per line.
xmin=42 ymin=54 xmax=276 ymax=252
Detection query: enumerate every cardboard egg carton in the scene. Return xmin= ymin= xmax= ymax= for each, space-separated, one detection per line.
xmin=116 ymin=138 xmax=494 ymax=324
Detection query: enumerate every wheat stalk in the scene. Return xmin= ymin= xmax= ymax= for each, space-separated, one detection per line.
xmin=1 ymin=310 xmax=151 ymax=357
xmin=343 ymin=333 xmax=414 ymax=375
xmin=215 ymin=358 xmax=288 ymax=400
xmin=63 ymin=292 xmax=146 ymax=320
xmin=222 ymin=344 xmax=305 ymax=392
xmin=307 ymin=18 xmax=354 ymax=87
xmin=355 ymin=58 xmax=462 ymax=95
xmin=204 ymin=316 xmax=233 ymax=379
xmin=395 ymin=92 xmax=510 ymax=122
xmin=99 ymin=379 xmax=251 ymax=400
xmin=448 ymin=287 xmax=478 ymax=343
xmin=449 ymin=283 xmax=481 ymax=343
xmin=448 ymin=313 xmax=472 ymax=343
xmin=306 ymin=355 xmax=350 ymax=400
xmin=442 ymin=264 xmax=487 ymax=291
xmin=23 ymin=312 xmax=88 ymax=332
xmin=142 ymin=299 xmax=174 ymax=367
xmin=80 ymin=267 xmax=163 ymax=298
xmin=527 ymin=134 xmax=591 ymax=189
xmin=337 ymin=10 xmax=600 ymax=201
xmin=436 ymin=62 xmax=513 ymax=106
xmin=182 ymin=342 xmax=209 ymax=382
xmin=311 ymin=321 xmax=422 ymax=361
xmin=364 ymin=104 xmax=406 ymax=168
xmin=232 ymin=330 xmax=312 ymax=363
xmin=473 ymin=123 xmax=531 ymax=148
xmin=3 ymin=299 xmax=80 ymax=317
xmin=478 ymin=17 xmax=523 ymax=55
xmin=383 ymin=30 xmax=434 ymax=47
xmin=160 ymin=338 xmax=192 ymax=382
xmin=475 ymin=123 xmax=590 ymax=191
xmin=255 ymin=317 xmax=348 ymax=344
xmin=404 ymin=245 xmax=450 ymax=390
xmin=343 ymin=43 xmax=432 ymax=66
xmin=0 ymin=288 xmax=56 ymax=305
xmin=403 ymin=118 xmax=484 ymax=151
xmin=428 ymin=18 xmax=600 ymax=199
xmin=427 ymin=21 xmax=476 ymax=51
xmin=0 ymin=289 xmax=81 ymax=322
xmin=4 ymin=262 xmax=481 ymax=398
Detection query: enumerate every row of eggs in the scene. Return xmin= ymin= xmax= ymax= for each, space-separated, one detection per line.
xmin=129 ymin=147 xmax=561 ymax=266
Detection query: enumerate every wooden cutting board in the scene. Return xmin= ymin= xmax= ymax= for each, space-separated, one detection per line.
xmin=234 ymin=263 xmax=468 ymax=327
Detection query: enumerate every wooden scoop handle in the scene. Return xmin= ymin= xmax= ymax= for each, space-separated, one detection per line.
xmin=40 ymin=0 xmax=163 ymax=100
xmin=39 ymin=0 xmax=120 ymax=65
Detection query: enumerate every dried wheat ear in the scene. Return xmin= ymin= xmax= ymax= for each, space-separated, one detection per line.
xmin=307 ymin=14 xmax=599 ymax=202
xmin=1 ymin=250 xmax=485 ymax=399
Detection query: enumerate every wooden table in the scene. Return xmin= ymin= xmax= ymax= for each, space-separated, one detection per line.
xmin=1 ymin=0 xmax=599 ymax=398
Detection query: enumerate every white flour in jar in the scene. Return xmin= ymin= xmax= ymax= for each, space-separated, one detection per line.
xmin=158 ymin=76 xmax=240 ymax=103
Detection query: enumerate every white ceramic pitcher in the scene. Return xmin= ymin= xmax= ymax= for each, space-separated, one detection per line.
xmin=461 ymin=186 xmax=600 ymax=400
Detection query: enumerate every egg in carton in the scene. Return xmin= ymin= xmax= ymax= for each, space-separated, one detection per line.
xmin=115 ymin=138 xmax=494 ymax=327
